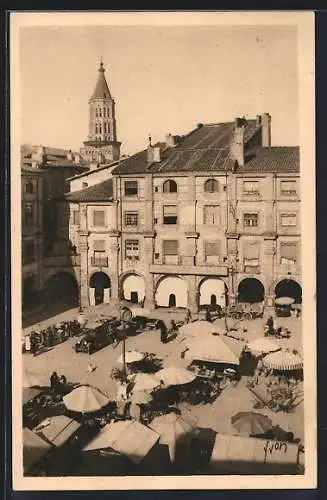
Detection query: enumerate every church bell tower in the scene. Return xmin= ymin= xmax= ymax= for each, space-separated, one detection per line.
xmin=81 ymin=61 xmax=121 ymax=163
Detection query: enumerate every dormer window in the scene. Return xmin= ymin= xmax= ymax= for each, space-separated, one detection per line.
xmin=163 ymin=179 xmax=178 ymax=193
xmin=204 ymin=179 xmax=218 ymax=193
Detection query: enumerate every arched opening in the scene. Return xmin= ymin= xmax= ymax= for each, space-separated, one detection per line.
xmin=45 ymin=272 xmax=79 ymax=306
xmin=122 ymin=274 xmax=145 ymax=304
xmin=204 ymin=178 xmax=219 ymax=193
xmin=22 ymin=275 xmax=38 ymax=310
xmin=238 ymin=278 xmax=264 ymax=304
xmin=275 ymin=279 xmax=302 ymax=304
xmin=155 ymin=276 xmax=188 ymax=308
xmin=163 ymin=179 xmax=178 ymax=193
xmin=168 ymin=294 xmax=176 ymax=307
xmin=89 ymin=272 xmax=111 ymax=305
xmin=198 ymin=278 xmax=227 ymax=309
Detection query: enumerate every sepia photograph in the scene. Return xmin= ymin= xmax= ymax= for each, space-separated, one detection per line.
xmin=10 ymin=11 xmax=316 ymax=490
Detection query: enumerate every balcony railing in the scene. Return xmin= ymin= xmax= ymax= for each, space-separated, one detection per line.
xmin=91 ymin=256 xmax=108 ymax=267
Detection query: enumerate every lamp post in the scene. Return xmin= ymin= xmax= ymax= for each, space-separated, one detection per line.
xmin=119 ymin=306 xmax=132 ymax=383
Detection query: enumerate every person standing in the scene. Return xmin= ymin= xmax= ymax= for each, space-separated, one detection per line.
xmin=205 ymin=306 xmax=211 ymax=323
xmin=159 ymin=321 xmax=168 ymax=344
xmin=185 ymin=309 xmax=191 ymax=325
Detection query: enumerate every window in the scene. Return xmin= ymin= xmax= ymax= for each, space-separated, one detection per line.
xmin=104 ymin=123 xmax=107 ymax=134
xmin=163 ymin=205 xmax=178 ymax=224
xmin=281 ymin=213 xmax=297 ymax=227
xmin=94 ymin=240 xmax=106 ymax=252
xmin=280 ymin=242 xmax=297 ymax=265
xmin=163 ymin=179 xmax=178 ymax=193
xmin=124 ymin=212 xmax=138 ymax=227
xmin=24 ymin=203 xmax=35 ymax=226
xmin=82 ymin=182 xmax=88 ymax=188
xmin=92 ymin=240 xmax=107 ymax=266
xmin=204 ymin=179 xmax=218 ymax=193
xmin=124 ymin=181 xmax=138 ymax=197
xmin=163 ymin=240 xmax=179 ymax=264
xmin=243 ymin=213 xmax=258 ymax=228
xmin=72 ymin=209 xmax=80 ymax=226
xmin=281 ymin=180 xmax=297 ymax=195
xmin=103 ymin=108 xmax=106 ymax=117
xmin=125 ymin=239 xmax=139 ymax=260
xmin=204 ymin=241 xmax=221 ymax=264
xmin=243 ymin=242 xmax=260 ymax=273
xmin=243 ymin=181 xmax=259 ymax=195
xmin=93 ymin=210 xmax=106 ymax=226
xmin=204 ymin=205 xmax=220 ymax=225
xmin=25 ymin=181 xmax=34 ymax=194
xmin=23 ymin=241 xmax=35 ymax=264
xmin=95 ymin=124 xmax=99 ymax=134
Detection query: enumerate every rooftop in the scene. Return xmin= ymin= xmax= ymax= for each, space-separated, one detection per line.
xmin=64 ymin=178 xmax=113 ymax=203
xmin=112 ymin=120 xmax=299 ymax=176
xmin=21 ymin=145 xmax=89 ymax=172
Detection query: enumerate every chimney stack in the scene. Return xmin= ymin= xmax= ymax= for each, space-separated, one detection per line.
xmin=67 ymin=149 xmax=73 ymax=161
xmin=261 ymin=112 xmax=271 ymax=147
xmin=32 ymin=146 xmax=45 ymax=164
xmin=165 ymin=133 xmax=177 ymax=148
xmin=230 ymin=118 xmax=245 ymax=167
xmin=147 ymin=145 xmax=161 ymax=163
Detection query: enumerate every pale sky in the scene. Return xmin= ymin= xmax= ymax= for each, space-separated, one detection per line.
xmin=19 ymin=24 xmax=298 ymax=155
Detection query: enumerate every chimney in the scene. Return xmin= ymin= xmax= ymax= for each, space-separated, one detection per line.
xmin=147 ymin=145 xmax=161 ymax=163
xmin=261 ymin=112 xmax=271 ymax=147
xmin=165 ymin=133 xmax=177 ymax=148
xmin=67 ymin=149 xmax=73 ymax=161
xmin=230 ymin=118 xmax=245 ymax=167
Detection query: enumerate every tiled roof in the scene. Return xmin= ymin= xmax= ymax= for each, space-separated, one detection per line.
xmin=241 ymin=147 xmax=300 ymax=173
xmin=64 ymin=178 xmax=113 ymax=202
xmin=91 ymin=62 xmax=112 ymax=100
xmin=112 ymin=120 xmax=260 ymax=175
xmin=66 ymin=160 xmax=121 ymax=181
xmin=21 ymin=144 xmax=89 ymax=171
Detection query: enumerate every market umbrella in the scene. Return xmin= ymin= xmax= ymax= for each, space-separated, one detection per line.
xmin=129 ymin=390 xmax=153 ymax=404
xmin=23 ymin=427 xmax=52 ymax=474
xmin=132 ymin=373 xmax=161 ymax=393
xmin=231 ymin=411 xmax=273 ymax=436
xmin=23 ymin=368 xmax=48 ymax=388
xmin=262 ymin=351 xmax=303 ymax=371
xmin=63 ymin=385 xmax=110 ymax=413
xmin=155 ymin=366 xmax=196 ymax=386
xmin=275 ymin=297 xmax=295 ymax=306
xmin=34 ymin=415 xmax=81 ymax=447
xmin=185 ymin=335 xmax=240 ymax=365
xmin=117 ymin=350 xmax=145 ymax=364
xmin=83 ymin=420 xmax=160 ymax=464
xmin=247 ymin=337 xmax=281 ymax=356
xmin=149 ymin=413 xmax=198 ymax=462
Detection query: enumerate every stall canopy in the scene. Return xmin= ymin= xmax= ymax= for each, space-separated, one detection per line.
xmin=231 ymin=411 xmax=273 ymax=437
xmin=34 ymin=416 xmax=81 ymax=447
xmin=210 ymin=433 xmax=299 ymax=474
xmin=83 ymin=420 xmax=160 ymax=464
xmin=117 ymin=350 xmax=145 ymax=364
xmin=23 ymin=427 xmax=52 ymax=474
xmin=275 ymin=297 xmax=295 ymax=306
xmin=185 ymin=335 xmax=240 ymax=365
xmin=155 ymin=366 xmax=196 ymax=386
xmin=247 ymin=337 xmax=281 ymax=356
xmin=149 ymin=413 xmax=198 ymax=462
xmin=63 ymin=385 xmax=110 ymax=413
xmin=132 ymin=373 xmax=160 ymax=393
xmin=179 ymin=320 xmax=221 ymax=340
xmin=262 ymin=351 xmax=303 ymax=371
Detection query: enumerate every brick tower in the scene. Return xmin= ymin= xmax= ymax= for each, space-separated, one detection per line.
xmin=81 ymin=61 xmax=121 ymax=163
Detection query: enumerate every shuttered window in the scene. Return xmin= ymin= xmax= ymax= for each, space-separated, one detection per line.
xmin=163 ymin=205 xmax=178 ymax=224
xmin=281 ymin=180 xmax=297 ymax=195
xmin=124 ymin=181 xmax=138 ymax=197
xmin=163 ymin=240 xmax=178 ymax=255
xmin=163 ymin=180 xmax=178 ymax=193
xmin=94 ymin=240 xmax=106 ymax=252
xmin=204 ymin=205 xmax=220 ymax=225
xmin=243 ymin=181 xmax=259 ymax=194
xmin=243 ymin=242 xmax=260 ymax=272
xmin=93 ymin=210 xmax=105 ymax=226
xmin=204 ymin=241 xmax=221 ymax=265
xmin=280 ymin=243 xmax=297 ymax=264
xmin=281 ymin=213 xmax=297 ymax=226
xmin=125 ymin=239 xmax=139 ymax=260
xmin=204 ymin=179 xmax=218 ymax=193
xmin=72 ymin=210 xmax=80 ymax=226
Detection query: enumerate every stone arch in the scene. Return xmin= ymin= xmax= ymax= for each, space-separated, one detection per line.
xmin=155 ymin=275 xmax=188 ymax=308
xmin=45 ymin=272 xmax=79 ymax=305
xmin=274 ymin=279 xmax=302 ymax=303
xmin=89 ymin=271 xmax=111 ymax=305
xmin=198 ymin=277 xmax=228 ymax=309
xmin=121 ymin=273 xmax=146 ymax=304
xmin=237 ymin=277 xmax=265 ymax=304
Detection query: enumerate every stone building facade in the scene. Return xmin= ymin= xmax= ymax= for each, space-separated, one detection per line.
xmin=66 ymin=114 xmax=301 ymax=313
